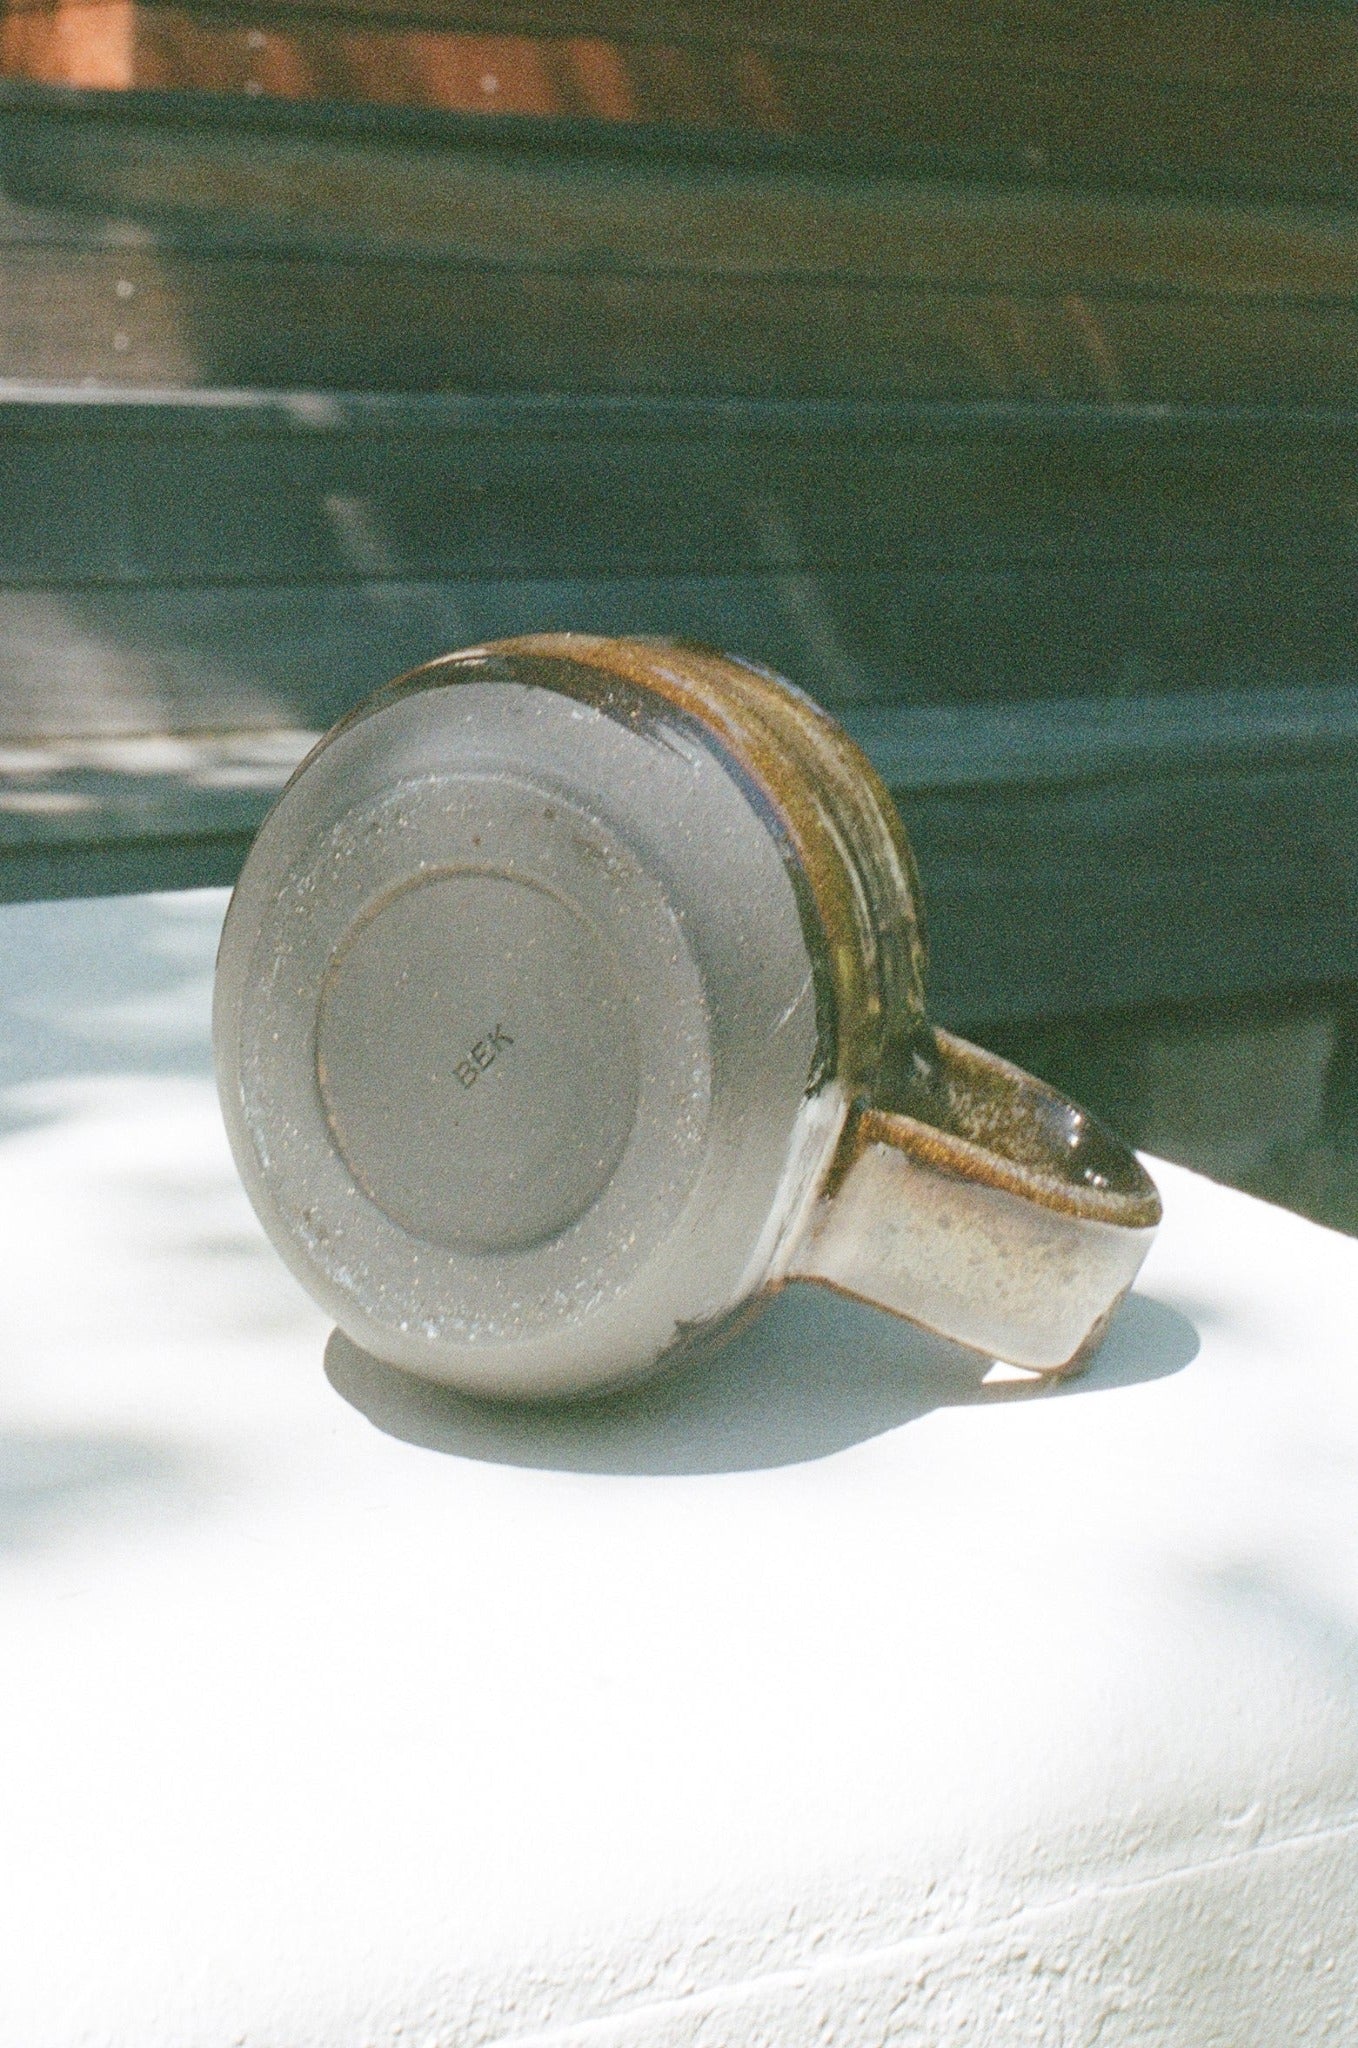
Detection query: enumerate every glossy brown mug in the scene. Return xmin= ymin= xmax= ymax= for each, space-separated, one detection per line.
xmin=214 ymin=635 xmax=1161 ymax=1400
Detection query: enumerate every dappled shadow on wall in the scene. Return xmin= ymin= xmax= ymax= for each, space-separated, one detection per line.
xmin=0 ymin=15 xmax=800 ymax=129
xmin=2 ymin=5 xmax=1353 ymax=201
xmin=326 ymin=1280 xmax=1199 ymax=1478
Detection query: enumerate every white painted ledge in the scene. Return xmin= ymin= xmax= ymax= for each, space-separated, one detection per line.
xmin=0 ymin=893 xmax=1356 ymax=2045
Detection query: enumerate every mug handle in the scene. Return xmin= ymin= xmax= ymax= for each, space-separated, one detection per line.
xmin=787 ymin=1028 xmax=1162 ymax=1374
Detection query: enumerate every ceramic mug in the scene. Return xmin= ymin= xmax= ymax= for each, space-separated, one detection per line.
xmin=214 ymin=635 xmax=1160 ymax=1399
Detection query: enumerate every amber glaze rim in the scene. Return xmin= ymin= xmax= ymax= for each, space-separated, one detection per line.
xmin=304 ymin=631 xmax=929 ymax=1098
xmin=485 ymin=633 xmax=929 ymax=1094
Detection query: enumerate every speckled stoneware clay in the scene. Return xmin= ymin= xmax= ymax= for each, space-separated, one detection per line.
xmin=214 ymin=635 xmax=1160 ymax=1399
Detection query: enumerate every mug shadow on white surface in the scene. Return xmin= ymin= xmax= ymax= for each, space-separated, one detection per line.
xmin=324 ymin=1284 xmax=1200 ymax=1476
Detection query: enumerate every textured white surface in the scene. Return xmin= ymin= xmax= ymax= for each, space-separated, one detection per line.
xmin=1 ymin=892 xmax=1357 ymax=2045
